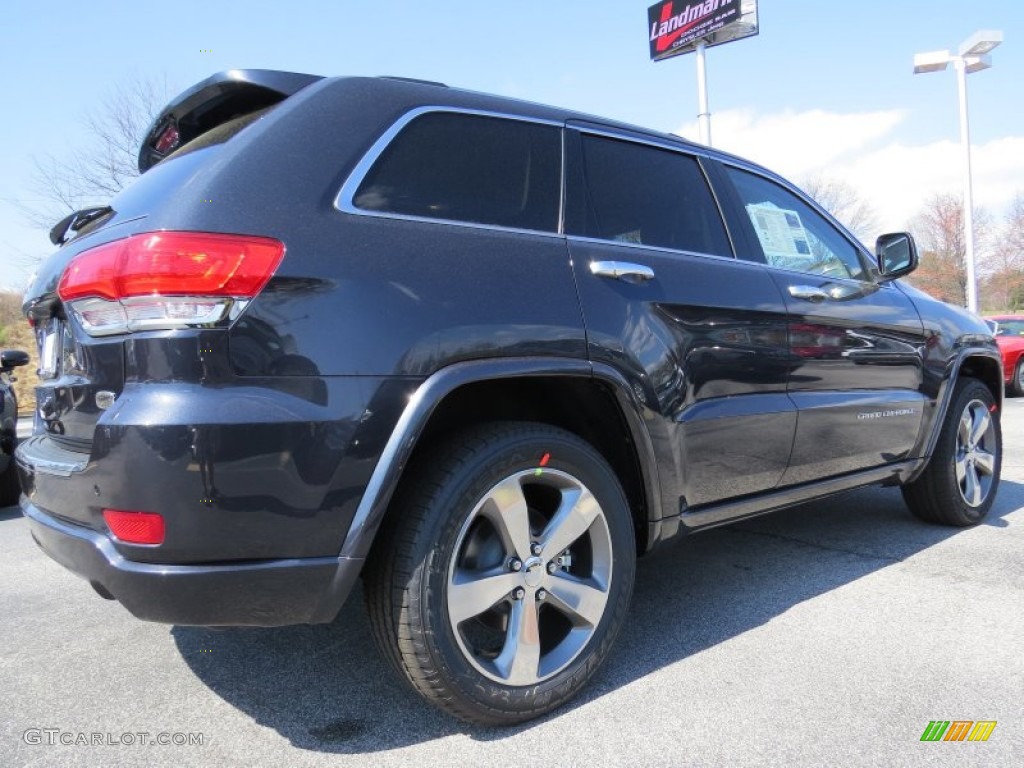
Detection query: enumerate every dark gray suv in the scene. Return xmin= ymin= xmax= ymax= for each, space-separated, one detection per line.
xmin=18 ymin=70 xmax=1003 ymax=724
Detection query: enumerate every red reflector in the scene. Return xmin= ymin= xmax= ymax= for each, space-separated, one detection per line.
xmin=103 ymin=509 xmax=165 ymax=545
xmin=58 ymin=232 xmax=285 ymax=302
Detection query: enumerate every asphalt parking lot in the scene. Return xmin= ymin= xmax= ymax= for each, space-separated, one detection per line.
xmin=2 ymin=399 xmax=1023 ymax=767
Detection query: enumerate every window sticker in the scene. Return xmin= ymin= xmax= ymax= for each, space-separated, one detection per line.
xmin=613 ymin=229 xmax=643 ymax=244
xmin=746 ymin=202 xmax=814 ymax=269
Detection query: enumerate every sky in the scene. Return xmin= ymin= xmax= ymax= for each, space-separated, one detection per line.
xmin=1 ymin=0 xmax=1022 ymax=289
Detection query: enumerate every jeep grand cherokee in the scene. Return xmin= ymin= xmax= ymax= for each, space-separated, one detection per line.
xmin=17 ymin=70 xmax=1003 ymax=725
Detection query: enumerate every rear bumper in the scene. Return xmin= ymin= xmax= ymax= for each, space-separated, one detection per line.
xmin=23 ymin=499 xmax=363 ymax=626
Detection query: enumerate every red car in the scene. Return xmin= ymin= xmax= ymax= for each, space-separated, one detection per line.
xmin=986 ymin=315 xmax=1024 ymax=396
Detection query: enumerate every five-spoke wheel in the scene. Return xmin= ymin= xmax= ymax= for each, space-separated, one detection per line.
xmin=954 ymin=398 xmax=997 ymax=508
xmin=365 ymin=422 xmax=635 ymax=725
xmin=446 ymin=468 xmax=614 ymax=687
xmin=904 ymin=377 xmax=1002 ymax=526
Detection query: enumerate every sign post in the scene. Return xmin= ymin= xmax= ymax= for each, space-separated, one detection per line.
xmin=695 ymin=40 xmax=710 ymax=144
xmin=647 ymin=0 xmax=759 ymax=147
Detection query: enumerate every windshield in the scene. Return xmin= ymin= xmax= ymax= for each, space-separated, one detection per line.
xmin=993 ymin=319 xmax=1024 ymax=336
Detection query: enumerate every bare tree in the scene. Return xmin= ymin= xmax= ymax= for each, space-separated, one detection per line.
xmin=907 ymin=192 xmax=993 ymax=307
xmin=21 ymin=74 xmax=173 ymax=229
xmin=982 ymin=192 xmax=1024 ymax=311
xmin=800 ymin=174 xmax=880 ymax=244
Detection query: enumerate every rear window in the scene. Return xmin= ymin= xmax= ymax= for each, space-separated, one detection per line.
xmin=163 ymin=107 xmax=274 ymax=163
xmin=352 ymin=112 xmax=562 ymax=233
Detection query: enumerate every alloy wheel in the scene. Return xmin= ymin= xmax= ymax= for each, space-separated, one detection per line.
xmin=446 ymin=468 xmax=613 ymax=686
xmin=955 ymin=398 xmax=998 ymax=507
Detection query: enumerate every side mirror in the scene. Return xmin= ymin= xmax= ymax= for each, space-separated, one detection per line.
xmin=1 ymin=349 xmax=30 ymax=371
xmin=875 ymin=232 xmax=918 ymax=281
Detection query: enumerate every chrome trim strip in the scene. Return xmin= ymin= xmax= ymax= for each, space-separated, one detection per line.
xmin=568 ymin=122 xmax=696 ymax=155
xmin=333 ymin=208 xmax=567 ymax=239
xmin=335 ymin=106 xmax=564 ymax=238
xmin=566 ymin=234 xmax=753 ymax=266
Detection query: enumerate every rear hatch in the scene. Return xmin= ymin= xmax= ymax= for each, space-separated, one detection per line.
xmin=23 ymin=70 xmax=321 ymax=451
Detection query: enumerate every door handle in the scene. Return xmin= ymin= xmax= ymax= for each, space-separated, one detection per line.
xmin=589 ymin=261 xmax=656 ymax=283
xmin=788 ymin=285 xmax=829 ymax=303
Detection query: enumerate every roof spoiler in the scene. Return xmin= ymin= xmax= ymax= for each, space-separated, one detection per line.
xmin=137 ymin=69 xmax=323 ymax=173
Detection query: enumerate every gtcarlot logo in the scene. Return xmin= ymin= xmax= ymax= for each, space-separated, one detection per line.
xmin=23 ymin=729 xmax=205 ymax=747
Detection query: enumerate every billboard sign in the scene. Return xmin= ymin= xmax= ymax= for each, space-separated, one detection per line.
xmin=648 ymin=0 xmax=758 ymax=61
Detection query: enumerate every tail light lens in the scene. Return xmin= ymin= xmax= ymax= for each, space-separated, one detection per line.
xmin=103 ymin=509 xmax=165 ymax=545
xmin=58 ymin=232 xmax=285 ymax=336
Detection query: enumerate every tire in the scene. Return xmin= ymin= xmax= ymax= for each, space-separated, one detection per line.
xmin=0 ymin=428 xmax=20 ymax=508
xmin=1010 ymin=358 xmax=1024 ymax=398
xmin=902 ymin=378 xmax=1001 ymax=526
xmin=364 ymin=421 xmax=636 ymax=725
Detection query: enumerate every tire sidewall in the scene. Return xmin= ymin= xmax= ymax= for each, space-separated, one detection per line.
xmin=414 ymin=427 xmax=635 ymax=721
xmin=935 ymin=381 xmax=1002 ymax=522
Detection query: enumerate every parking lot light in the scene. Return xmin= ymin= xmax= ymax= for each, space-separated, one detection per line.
xmin=913 ymin=30 xmax=1003 ymax=315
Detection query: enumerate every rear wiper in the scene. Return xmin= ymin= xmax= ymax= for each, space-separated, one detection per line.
xmin=49 ymin=205 xmax=113 ymax=246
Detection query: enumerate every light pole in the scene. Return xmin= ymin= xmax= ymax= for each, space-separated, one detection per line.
xmin=913 ymin=30 xmax=1003 ymax=315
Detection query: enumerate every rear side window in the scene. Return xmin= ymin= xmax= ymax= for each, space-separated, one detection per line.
xmin=572 ymin=135 xmax=732 ymax=257
xmin=352 ymin=112 xmax=561 ymax=233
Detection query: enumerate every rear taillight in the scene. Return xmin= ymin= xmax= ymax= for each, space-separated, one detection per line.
xmin=103 ymin=509 xmax=165 ymax=545
xmin=58 ymin=232 xmax=284 ymax=336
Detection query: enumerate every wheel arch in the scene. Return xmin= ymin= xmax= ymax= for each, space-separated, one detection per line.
xmin=957 ymin=352 xmax=1003 ymax=405
xmin=340 ymin=358 xmax=663 ymax=564
xmin=906 ymin=348 xmax=1003 ymax=484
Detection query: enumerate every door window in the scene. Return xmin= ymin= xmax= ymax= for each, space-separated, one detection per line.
xmin=572 ymin=134 xmax=732 ymax=257
xmin=725 ymin=167 xmax=867 ymax=280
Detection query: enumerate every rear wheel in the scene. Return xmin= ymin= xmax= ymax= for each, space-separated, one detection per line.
xmin=365 ymin=422 xmax=635 ymax=725
xmin=903 ymin=378 xmax=1001 ymax=526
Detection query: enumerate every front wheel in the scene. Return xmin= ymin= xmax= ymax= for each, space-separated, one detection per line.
xmin=365 ymin=422 xmax=636 ymax=725
xmin=903 ymin=378 xmax=1001 ymax=526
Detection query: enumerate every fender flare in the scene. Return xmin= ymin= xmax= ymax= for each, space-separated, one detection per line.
xmin=337 ymin=357 xmax=662 ymax=561
xmin=906 ymin=347 xmax=1003 ymax=483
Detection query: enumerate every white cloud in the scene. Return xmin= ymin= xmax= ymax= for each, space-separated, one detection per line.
xmin=677 ymin=109 xmax=1024 ymax=234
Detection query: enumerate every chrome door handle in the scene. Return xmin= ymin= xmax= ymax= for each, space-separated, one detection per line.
xmin=589 ymin=261 xmax=656 ymax=283
xmin=788 ymin=285 xmax=829 ymax=303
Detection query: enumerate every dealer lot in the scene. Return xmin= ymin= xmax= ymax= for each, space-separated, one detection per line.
xmin=2 ymin=399 xmax=1023 ymax=767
